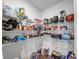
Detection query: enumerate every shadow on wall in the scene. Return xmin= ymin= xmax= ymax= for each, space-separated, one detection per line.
xmin=2 ymin=43 xmax=23 ymax=59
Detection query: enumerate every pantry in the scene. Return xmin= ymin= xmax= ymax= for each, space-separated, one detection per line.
xmin=2 ymin=0 xmax=76 ymax=59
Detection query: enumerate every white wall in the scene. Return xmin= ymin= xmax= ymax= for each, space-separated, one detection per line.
xmin=41 ymin=0 xmax=74 ymax=19
xmin=2 ymin=42 xmax=23 ymax=59
xmin=40 ymin=0 xmax=74 ymax=55
xmin=3 ymin=0 xmax=41 ymax=20
xmin=2 ymin=0 xmax=41 ymax=58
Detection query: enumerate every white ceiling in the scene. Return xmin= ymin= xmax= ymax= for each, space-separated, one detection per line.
xmin=27 ymin=0 xmax=64 ymax=11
